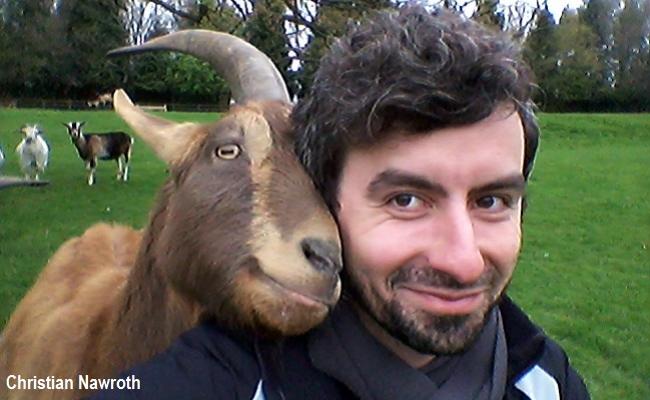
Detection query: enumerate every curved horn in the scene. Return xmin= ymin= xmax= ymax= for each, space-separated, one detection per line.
xmin=0 ymin=177 xmax=49 ymax=189
xmin=107 ymin=30 xmax=290 ymax=105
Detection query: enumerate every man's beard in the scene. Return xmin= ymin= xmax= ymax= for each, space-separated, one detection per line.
xmin=346 ymin=263 xmax=510 ymax=355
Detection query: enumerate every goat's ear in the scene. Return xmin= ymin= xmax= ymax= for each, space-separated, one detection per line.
xmin=257 ymin=101 xmax=294 ymax=141
xmin=113 ymin=89 xmax=200 ymax=166
xmin=80 ymin=121 xmax=86 ymax=128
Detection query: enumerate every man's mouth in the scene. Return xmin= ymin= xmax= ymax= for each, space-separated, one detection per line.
xmin=394 ymin=283 xmax=487 ymax=315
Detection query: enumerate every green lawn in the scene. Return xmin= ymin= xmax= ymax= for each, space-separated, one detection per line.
xmin=512 ymin=113 xmax=650 ymax=399
xmin=1 ymin=109 xmax=649 ymax=399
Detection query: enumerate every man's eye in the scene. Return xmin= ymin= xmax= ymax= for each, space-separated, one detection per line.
xmin=390 ymin=193 xmax=422 ymax=209
xmin=476 ymin=195 xmax=510 ymax=210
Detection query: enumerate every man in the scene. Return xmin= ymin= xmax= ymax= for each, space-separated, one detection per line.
xmin=269 ymin=5 xmax=590 ymax=400
xmin=93 ymin=6 xmax=589 ymax=400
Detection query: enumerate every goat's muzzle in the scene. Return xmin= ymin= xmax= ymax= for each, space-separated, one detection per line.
xmin=301 ymin=238 xmax=342 ymax=275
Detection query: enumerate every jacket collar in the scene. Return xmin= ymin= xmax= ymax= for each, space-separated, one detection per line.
xmin=306 ymin=295 xmax=547 ymax=400
xmin=308 ymin=300 xmax=439 ymax=400
xmin=307 ymin=298 xmax=520 ymax=400
xmin=497 ymin=296 xmax=547 ymax=382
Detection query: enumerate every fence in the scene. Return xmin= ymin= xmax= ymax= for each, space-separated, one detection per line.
xmin=0 ymin=98 xmax=223 ymax=113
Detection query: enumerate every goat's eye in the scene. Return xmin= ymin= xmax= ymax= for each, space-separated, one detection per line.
xmin=216 ymin=144 xmax=241 ymax=160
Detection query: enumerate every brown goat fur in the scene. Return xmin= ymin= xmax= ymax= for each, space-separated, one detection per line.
xmin=0 ymin=97 xmax=342 ymax=400
xmin=0 ymin=224 xmax=141 ymax=399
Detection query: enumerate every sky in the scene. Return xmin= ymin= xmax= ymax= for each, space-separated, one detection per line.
xmin=501 ymin=0 xmax=587 ymax=21
xmin=550 ymin=0 xmax=586 ymax=20
xmin=433 ymin=0 xmax=587 ymax=25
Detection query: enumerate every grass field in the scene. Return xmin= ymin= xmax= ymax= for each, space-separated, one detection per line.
xmin=1 ymin=108 xmax=649 ymax=399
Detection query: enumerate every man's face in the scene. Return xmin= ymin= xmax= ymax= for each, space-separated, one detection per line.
xmin=336 ymin=108 xmax=525 ymax=355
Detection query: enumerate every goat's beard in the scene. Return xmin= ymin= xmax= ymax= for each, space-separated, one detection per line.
xmin=346 ymin=263 xmax=510 ymax=355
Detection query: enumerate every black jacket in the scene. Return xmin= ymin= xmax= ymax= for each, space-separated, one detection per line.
xmin=91 ymin=296 xmax=589 ymax=400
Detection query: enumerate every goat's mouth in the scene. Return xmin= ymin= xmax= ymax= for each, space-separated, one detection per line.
xmin=258 ymin=271 xmax=340 ymax=310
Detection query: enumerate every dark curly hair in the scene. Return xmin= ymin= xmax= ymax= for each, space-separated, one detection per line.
xmin=293 ymin=5 xmax=539 ymax=211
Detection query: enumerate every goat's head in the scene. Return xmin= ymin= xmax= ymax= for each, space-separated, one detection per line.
xmin=108 ymin=31 xmax=342 ymax=337
xmin=20 ymin=124 xmax=42 ymax=145
xmin=62 ymin=121 xmax=85 ymax=140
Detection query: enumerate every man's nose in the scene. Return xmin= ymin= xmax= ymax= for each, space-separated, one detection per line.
xmin=424 ymin=204 xmax=484 ymax=285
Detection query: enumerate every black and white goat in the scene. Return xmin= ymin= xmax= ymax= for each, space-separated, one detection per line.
xmin=63 ymin=121 xmax=133 ymax=186
xmin=16 ymin=125 xmax=49 ymax=180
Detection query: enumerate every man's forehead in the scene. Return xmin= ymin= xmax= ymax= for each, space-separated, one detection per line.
xmin=341 ymin=109 xmax=525 ymax=190
xmin=364 ymin=110 xmax=523 ymax=154
xmin=365 ymin=105 xmax=521 ymax=147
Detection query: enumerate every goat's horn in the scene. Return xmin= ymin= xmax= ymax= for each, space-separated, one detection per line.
xmin=107 ymin=30 xmax=290 ymax=105
xmin=0 ymin=177 xmax=49 ymax=190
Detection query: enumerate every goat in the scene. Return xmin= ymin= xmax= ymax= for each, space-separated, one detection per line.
xmin=0 ymin=30 xmax=342 ymax=400
xmin=15 ymin=125 xmax=49 ymax=180
xmin=63 ymin=121 xmax=133 ymax=185
xmin=0 ymin=145 xmax=50 ymax=188
xmin=87 ymin=92 xmax=113 ymax=108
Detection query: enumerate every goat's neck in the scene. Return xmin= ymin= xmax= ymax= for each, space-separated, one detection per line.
xmin=72 ymin=135 xmax=88 ymax=157
xmin=73 ymin=134 xmax=86 ymax=146
xmin=110 ymin=181 xmax=202 ymax=368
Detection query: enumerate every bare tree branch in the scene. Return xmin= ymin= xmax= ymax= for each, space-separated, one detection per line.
xmin=227 ymin=0 xmax=251 ymax=21
xmin=503 ymin=2 xmax=538 ymax=40
xmin=147 ymin=0 xmax=202 ymax=22
xmin=301 ymin=0 xmax=317 ymax=21
xmin=458 ymin=0 xmax=475 ymax=13
xmin=281 ymin=0 xmax=328 ymax=38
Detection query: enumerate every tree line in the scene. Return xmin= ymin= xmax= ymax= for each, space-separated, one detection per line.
xmin=1 ymin=0 xmax=649 ymax=112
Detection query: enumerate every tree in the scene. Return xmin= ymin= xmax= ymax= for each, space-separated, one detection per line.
xmin=56 ymin=0 xmax=128 ymax=98
xmin=164 ymin=54 xmax=226 ymax=103
xmin=612 ymin=0 xmax=650 ymax=92
xmin=0 ymin=0 xmax=58 ymax=97
xmin=293 ymin=0 xmax=395 ymax=96
xmin=523 ymin=6 xmax=558 ymax=108
xmin=545 ymin=9 xmax=602 ymax=110
xmin=473 ymin=0 xmax=505 ymax=31
xmin=144 ymin=0 xmax=396 ymax=98
xmin=580 ymin=0 xmax=620 ymax=88
xmin=244 ymin=0 xmax=295 ymax=95
xmin=121 ymin=0 xmax=175 ymax=45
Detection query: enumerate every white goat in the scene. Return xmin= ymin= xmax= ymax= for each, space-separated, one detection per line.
xmin=87 ymin=92 xmax=113 ymax=108
xmin=15 ymin=125 xmax=49 ymax=180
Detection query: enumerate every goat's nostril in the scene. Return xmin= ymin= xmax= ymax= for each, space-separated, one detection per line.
xmin=301 ymin=238 xmax=341 ymax=274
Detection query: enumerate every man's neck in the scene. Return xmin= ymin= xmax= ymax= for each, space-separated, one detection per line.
xmin=352 ymin=302 xmax=435 ymax=369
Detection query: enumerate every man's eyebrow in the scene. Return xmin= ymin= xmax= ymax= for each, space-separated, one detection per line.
xmin=470 ymin=174 xmax=527 ymax=197
xmin=366 ymin=169 xmax=447 ymax=197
